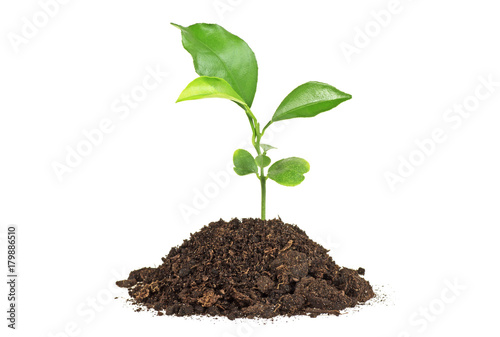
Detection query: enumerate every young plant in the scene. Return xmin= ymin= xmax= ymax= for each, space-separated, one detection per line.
xmin=172 ymin=23 xmax=351 ymax=220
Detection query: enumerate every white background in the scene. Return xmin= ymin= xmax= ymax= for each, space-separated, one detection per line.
xmin=1 ymin=0 xmax=499 ymax=336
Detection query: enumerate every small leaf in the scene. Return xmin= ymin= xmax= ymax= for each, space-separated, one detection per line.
xmin=176 ymin=76 xmax=248 ymax=108
xmin=272 ymin=81 xmax=351 ymax=122
xmin=233 ymin=149 xmax=258 ymax=176
xmin=172 ymin=23 xmax=258 ymax=107
xmin=268 ymin=157 xmax=310 ymax=186
xmin=260 ymin=144 xmax=277 ymax=152
xmin=255 ymin=154 xmax=271 ymax=168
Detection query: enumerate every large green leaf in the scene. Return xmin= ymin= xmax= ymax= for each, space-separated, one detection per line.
xmin=172 ymin=23 xmax=258 ymax=107
xmin=272 ymin=81 xmax=351 ymax=122
xmin=233 ymin=149 xmax=258 ymax=176
xmin=176 ymin=76 xmax=248 ymax=109
xmin=268 ymin=157 xmax=310 ymax=186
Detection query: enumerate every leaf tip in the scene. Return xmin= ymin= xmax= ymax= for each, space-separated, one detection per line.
xmin=170 ymin=23 xmax=184 ymax=30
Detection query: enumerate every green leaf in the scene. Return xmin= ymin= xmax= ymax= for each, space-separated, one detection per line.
xmin=268 ymin=157 xmax=310 ymax=186
xmin=172 ymin=23 xmax=258 ymax=107
xmin=233 ymin=149 xmax=258 ymax=176
xmin=255 ymin=154 xmax=271 ymax=168
xmin=176 ymin=76 xmax=248 ymax=109
xmin=271 ymin=81 xmax=351 ymax=122
xmin=260 ymin=144 xmax=277 ymax=152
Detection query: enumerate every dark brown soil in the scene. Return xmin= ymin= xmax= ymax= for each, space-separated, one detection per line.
xmin=117 ymin=218 xmax=374 ymax=319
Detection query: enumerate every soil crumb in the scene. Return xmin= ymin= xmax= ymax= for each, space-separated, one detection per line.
xmin=117 ymin=218 xmax=374 ymax=319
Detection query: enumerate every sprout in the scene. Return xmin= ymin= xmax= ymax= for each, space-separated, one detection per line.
xmin=173 ymin=23 xmax=351 ymax=219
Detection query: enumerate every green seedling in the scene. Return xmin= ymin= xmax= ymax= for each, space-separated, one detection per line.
xmin=172 ymin=23 xmax=351 ymax=220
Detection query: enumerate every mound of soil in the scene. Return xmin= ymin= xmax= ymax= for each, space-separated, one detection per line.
xmin=117 ymin=218 xmax=374 ymax=319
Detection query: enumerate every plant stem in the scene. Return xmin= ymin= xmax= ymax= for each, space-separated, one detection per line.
xmin=262 ymin=120 xmax=272 ymax=135
xmin=260 ymin=169 xmax=266 ymax=219
xmin=255 ymin=122 xmax=271 ymax=221
xmin=246 ymin=108 xmax=273 ymax=221
xmin=255 ymin=133 xmax=266 ymax=220
xmin=246 ymin=113 xmax=257 ymax=146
